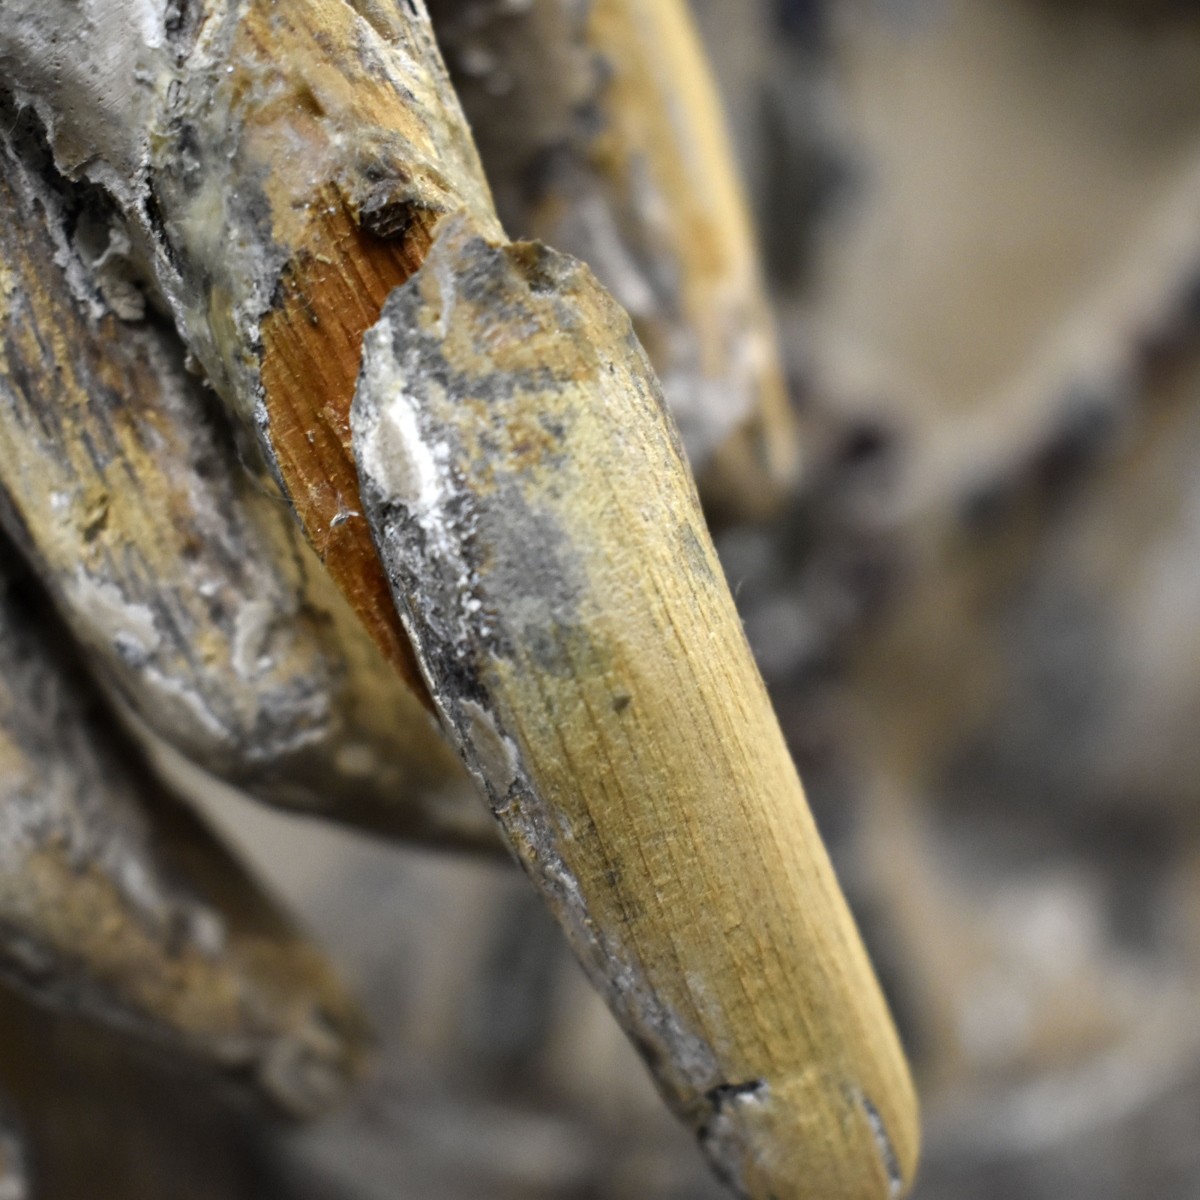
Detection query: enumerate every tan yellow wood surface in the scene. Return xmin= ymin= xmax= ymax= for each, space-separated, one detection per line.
xmin=428 ymin=0 xmax=799 ymax=519
xmin=0 ymin=560 xmax=366 ymax=1117
xmin=0 ymin=0 xmax=501 ymax=698
xmin=0 ymin=115 xmax=493 ymax=850
xmin=354 ymin=218 xmax=919 ymax=1198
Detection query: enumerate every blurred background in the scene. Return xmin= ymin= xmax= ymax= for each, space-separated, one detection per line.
xmin=11 ymin=1 xmax=1200 ymax=1196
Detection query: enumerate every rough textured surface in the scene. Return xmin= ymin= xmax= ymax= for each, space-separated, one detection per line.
xmin=0 ymin=557 xmax=367 ymax=1117
xmin=694 ymin=4 xmax=1200 ymax=1196
xmin=352 ymin=219 xmax=917 ymax=1198
xmin=427 ymin=0 xmax=798 ymax=519
xmin=0 ymin=109 xmax=494 ymax=850
xmin=0 ymin=0 xmax=502 ymax=693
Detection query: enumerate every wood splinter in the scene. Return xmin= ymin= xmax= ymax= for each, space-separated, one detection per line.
xmin=352 ymin=217 xmax=919 ymax=1199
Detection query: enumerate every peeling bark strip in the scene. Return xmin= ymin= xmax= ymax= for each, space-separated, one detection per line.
xmin=0 ymin=0 xmax=502 ymax=694
xmin=0 ymin=114 xmax=494 ymax=851
xmin=0 ymin=561 xmax=367 ymax=1118
xmin=353 ymin=220 xmax=919 ymax=1198
xmin=426 ymin=0 xmax=799 ymax=519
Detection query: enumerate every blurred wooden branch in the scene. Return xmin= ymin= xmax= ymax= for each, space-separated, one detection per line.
xmin=427 ymin=0 xmax=799 ymax=520
xmin=0 ymin=557 xmax=366 ymax=1116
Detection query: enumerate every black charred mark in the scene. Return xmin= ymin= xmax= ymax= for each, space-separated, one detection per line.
xmin=697 ymin=1080 xmax=767 ymax=1191
xmin=706 ymin=1079 xmax=766 ymax=1112
xmin=173 ymin=121 xmax=204 ymax=191
xmin=142 ymin=184 xmax=184 ymax=278
xmin=80 ymin=494 xmax=110 ymax=543
xmin=358 ymin=168 xmax=427 ymax=241
xmin=164 ymin=0 xmax=201 ymax=58
xmin=611 ymin=692 xmax=631 ymax=713
xmin=313 ymin=27 xmax=336 ymax=58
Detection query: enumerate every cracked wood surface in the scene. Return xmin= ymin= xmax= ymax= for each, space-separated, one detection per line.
xmin=352 ymin=219 xmax=918 ymax=1199
xmin=0 ymin=0 xmax=502 ymax=697
xmin=427 ymin=0 xmax=799 ymax=520
xmin=0 ymin=111 xmax=494 ymax=850
xmin=0 ymin=558 xmax=367 ymax=1118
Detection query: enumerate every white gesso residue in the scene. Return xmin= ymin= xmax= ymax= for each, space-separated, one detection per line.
xmin=356 ymin=350 xmax=447 ymax=518
xmin=70 ymin=571 xmax=162 ymax=662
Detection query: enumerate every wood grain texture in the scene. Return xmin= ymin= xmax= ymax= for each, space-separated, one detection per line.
xmin=0 ymin=115 xmax=494 ymax=850
xmin=352 ymin=218 xmax=918 ymax=1198
xmin=427 ymin=0 xmax=799 ymax=519
xmin=0 ymin=0 xmax=501 ymax=693
xmin=0 ymin=559 xmax=367 ymax=1118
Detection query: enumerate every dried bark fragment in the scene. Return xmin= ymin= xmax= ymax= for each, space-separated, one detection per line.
xmin=0 ymin=559 xmax=367 ymax=1118
xmin=0 ymin=0 xmax=502 ymax=693
xmin=427 ymin=0 xmax=799 ymax=519
xmin=352 ymin=218 xmax=918 ymax=1199
xmin=0 ymin=112 xmax=494 ymax=850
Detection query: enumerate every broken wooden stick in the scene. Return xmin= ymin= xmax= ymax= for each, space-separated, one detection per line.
xmin=427 ymin=0 xmax=799 ymax=519
xmin=353 ymin=219 xmax=918 ymax=1199
xmin=0 ymin=558 xmax=367 ymax=1118
xmin=0 ymin=109 xmax=494 ymax=850
xmin=0 ymin=0 xmax=501 ymax=697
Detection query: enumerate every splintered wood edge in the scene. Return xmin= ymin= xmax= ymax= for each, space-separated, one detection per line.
xmin=0 ymin=0 xmax=501 ymax=710
xmin=352 ymin=216 xmax=918 ymax=1199
xmin=0 ymin=116 xmax=494 ymax=851
xmin=257 ymin=191 xmax=439 ymax=699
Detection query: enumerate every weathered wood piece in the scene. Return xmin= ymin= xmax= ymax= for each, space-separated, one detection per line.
xmin=0 ymin=559 xmax=367 ymax=1118
xmin=0 ymin=111 xmax=493 ymax=849
xmin=427 ymin=0 xmax=799 ymax=519
xmin=0 ymin=0 xmax=502 ymax=694
xmin=352 ymin=219 xmax=918 ymax=1199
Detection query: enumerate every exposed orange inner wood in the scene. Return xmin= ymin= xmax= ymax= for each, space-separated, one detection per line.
xmin=259 ymin=190 xmax=435 ymax=708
